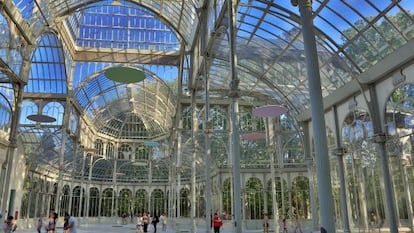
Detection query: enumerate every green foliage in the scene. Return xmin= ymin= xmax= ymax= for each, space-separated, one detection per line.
xmin=266 ymin=178 xmax=289 ymax=218
xmin=245 ymin=178 xmax=264 ymax=219
xmin=291 ymin=177 xmax=310 ymax=218
xmin=342 ymin=11 xmax=414 ymax=72
xmin=391 ymin=86 xmax=407 ymax=103
xmin=222 ymin=178 xmax=232 ymax=216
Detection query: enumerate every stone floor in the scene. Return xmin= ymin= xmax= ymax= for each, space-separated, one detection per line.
xmin=14 ymin=221 xmax=294 ymax=233
xmin=13 ymin=218 xmax=412 ymax=233
xmin=16 ymin=222 xmax=246 ymax=233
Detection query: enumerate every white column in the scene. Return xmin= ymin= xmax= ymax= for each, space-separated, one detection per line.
xmin=177 ymin=174 xmax=181 ymax=218
xmin=176 ymin=119 xmax=183 ymax=219
xmin=226 ymin=0 xmax=241 ymax=232
xmin=98 ymin=190 xmax=102 ymax=218
xmin=263 ymin=173 xmax=268 ymax=214
xmin=78 ymin=152 xmax=86 ymax=217
xmin=355 ymin=157 xmax=368 ymax=229
xmin=268 ymin=118 xmax=280 ymax=233
xmin=292 ymin=0 xmax=336 ymax=231
xmin=148 ymin=160 xmax=152 ymax=214
xmin=190 ymin=87 xmax=198 ymax=233
xmin=401 ymin=158 xmax=414 ymax=232
xmin=112 ymin=158 xmax=117 ymax=217
xmin=85 ymin=154 xmax=93 ymax=217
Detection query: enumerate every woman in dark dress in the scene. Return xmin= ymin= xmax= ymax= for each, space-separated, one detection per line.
xmin=152 ymin=213 xmax=159 ymax=233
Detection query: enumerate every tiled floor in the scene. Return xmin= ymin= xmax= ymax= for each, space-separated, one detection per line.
xmin=15 ymin=219 xmax=410 ymax=233
xmin=16 ymin=223 xmax=410 ymax=233
xmin=15 ymin=220 xmax=278 ymax=233
xmin=17 ymin=222 xmax=236 ymax=233
xmin=16 ymin=223 xmax=230 ymax=233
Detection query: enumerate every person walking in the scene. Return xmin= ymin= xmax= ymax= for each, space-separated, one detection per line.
xmin=152 ymin=213 xmax=159 ymax=233
xmin=63 ymin=212 xmax=77 ymax=233
xmin=293 ymin=214 xmax=302 ymax=233
xmin=37 ymin=214 xmax=46 ymax=233
xmin=160 ymin=213 xmax=167 ymax=232
xmin=2 ymin=216 xmax=17 ymax=233
xmin=282 ymin=218 xmax=288 ymax=233
xmin=212 ymin=213 xmax=223 ymax=233
xmin=63 ymin=216 xmax=69 ymax=233
xmin=136 ymin=214 xmax=143 ymax=233
xmin=122 ymin=212 xmax=128 ymax=225
xmin=46 ymin=213 xmax=56 ymax=233
xmin=142 ymin=212 xmax=149 ymax=233
xmin=263 ymin=213 xmax=269 ymax=233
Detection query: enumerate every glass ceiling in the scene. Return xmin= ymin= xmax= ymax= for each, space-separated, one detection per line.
xmin=25 ymin=0 xmax=198 ymax=46
xmin=66 ymin=2 xmax=180 ymax=51
xmin=5 ymin=0 xmax=414 ymax=182
xmin=74 ymin=67 xmax=176 ymax=140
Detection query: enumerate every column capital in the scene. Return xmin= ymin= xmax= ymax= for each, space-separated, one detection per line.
xmin=333 ymin=147 xmax=347 ymax=156
xmin=8 ymin=138 xmax=18 ymax=148
xmin=372 ymin=133 xmax=387 ymax=143
xmin=228 ymin=79 xmax=240 ymax=98
xmin=204 ymin=128 xmax=214 ymax=134
xmin=228 ymin=89 xmax=240 ymax=98
xmin=291 ymin=0 xmax=312 ymax=7
xmin=304 ymin=157 xmax=313 ymax=166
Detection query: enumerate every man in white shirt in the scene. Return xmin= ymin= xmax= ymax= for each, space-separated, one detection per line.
xmin=64 ymin=212 xmax=77 ymax=233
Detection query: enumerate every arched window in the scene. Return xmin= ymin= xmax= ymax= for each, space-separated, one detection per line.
xmin=135 ymin=189 xmax=148 ymax=214
xmin=42 ymin=102 xmax=64 ymax=125
xmin=135 ymin=145 xmax=149 ymax=161
xmin=180 ymin=188 xmax=190 ymax=217
xmin=150 ymin=189 xmax=164 ymax=215
xmin=19 ymin=101 xmax=38 ymax=124
xmin=209 ymin=106 xmax=227 ymax=130
xmin=95 ymin=139 xmax=104 ymax=157
xmin=89 ymin=187 xmax=100 ymax=217
xmin=106 ymin=142 xmax=115 ymax=159
xmin=118 ymin=189 xmax=132 ymax=216
xmin=182 ymin=106 xmax=201 ymax=130
xmin=118 ymin=144 xmax=132 ymax=160
xmin=266 ymin=177 xmax=286 ymax=218
xmin=291 ymin=176 xmax=310 ymax=219
xmin=244 ymin=177 xmax=264 ymax=219
xmin=72 ymin=186 xmax=85 ymax=217
xmin=102 ymin=188 xmax=114 ymax=217
xmin=60 ymin=185 xmax=71 ymax=216
xmin=223 ymin=178 xmax=232 ymax=217
xmin=239 ymin=106 xmax=253 ymax=131
xmin=385 ymin=83 xmax=414 ymax=220
xmin=0 ymin=93 xmax=11 ymax=133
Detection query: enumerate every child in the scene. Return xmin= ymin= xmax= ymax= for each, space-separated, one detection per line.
xmin=282 ymin=218 xmax=288 ymax=233
xmin=263 ymin=213 xmax=269 ymax=233
xmin=136 ymin=214 xmax=143 ymax=233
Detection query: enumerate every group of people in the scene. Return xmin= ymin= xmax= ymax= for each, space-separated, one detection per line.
xmin=36 ymin=212 xmax=77 ymax=233
xmin=263 ymin=214 xmax=302 ymax=233
xmin=2 ymin=211 xmax=76 ymax=233
xmin=135 ymin=212 xmax=168 ymax=233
